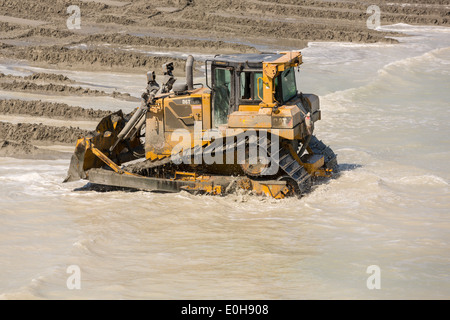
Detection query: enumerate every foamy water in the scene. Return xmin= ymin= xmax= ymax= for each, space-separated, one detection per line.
xmin=0 ymin=24 xmax=449 ymax=299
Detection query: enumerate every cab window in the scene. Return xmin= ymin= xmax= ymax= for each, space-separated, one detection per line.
xmin=213 ymin=68 xmax=231 ymax=127
xmin=239 ymin=71 xmax=263 ymax=103
xmin=279 ymin=67 xmax=297 ymax=103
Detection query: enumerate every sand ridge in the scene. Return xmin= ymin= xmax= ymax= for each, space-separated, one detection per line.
xmin=0 ymin=99 xmax=111 ymax=120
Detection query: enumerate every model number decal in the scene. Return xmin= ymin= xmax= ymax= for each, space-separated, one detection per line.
xmin=173 ymin=98 xmax=202 ymax=105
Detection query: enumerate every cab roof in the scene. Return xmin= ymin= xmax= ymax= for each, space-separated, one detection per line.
xmin=211 ymin=53 xmax=285 ymax=69
xmin=210 ymin=52 xmax=301 ymax=69
xmin=212 ymin=53 xmax=284 ymax=64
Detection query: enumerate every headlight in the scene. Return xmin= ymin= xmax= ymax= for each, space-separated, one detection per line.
xmin=272 ymin=116 xmax=293 ymax=128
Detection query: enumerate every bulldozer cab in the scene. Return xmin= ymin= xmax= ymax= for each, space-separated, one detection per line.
xmin=207 ymin=52 xmax=302 ymax=129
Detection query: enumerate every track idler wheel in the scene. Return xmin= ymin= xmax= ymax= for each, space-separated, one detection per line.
xmin=240 ymin=159 xmax=270 ymax=177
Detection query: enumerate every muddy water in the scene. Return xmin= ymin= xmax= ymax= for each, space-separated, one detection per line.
xmin=1 ymin=24 xmax=449 ymax=299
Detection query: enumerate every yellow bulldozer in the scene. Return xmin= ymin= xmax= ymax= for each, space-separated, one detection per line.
xmin=64 ymin=51 xmax=337 ymax=198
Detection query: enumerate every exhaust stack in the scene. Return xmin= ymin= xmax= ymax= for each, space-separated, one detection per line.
xmin=186 ymin=55 xmax=194 ymax=90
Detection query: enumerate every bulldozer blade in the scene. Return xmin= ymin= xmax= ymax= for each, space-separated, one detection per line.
xmin=63 ymin=138 xmax=88 ymax=182
xmin=63 ymin=110 xmax=145 ymax=183
xmin=86 ymin=168 xmax=193 ymax=193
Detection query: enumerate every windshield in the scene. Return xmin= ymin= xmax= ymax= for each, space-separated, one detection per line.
xmin=278 ymin=67 xmax=297 ymax=103
xmin=213 ymin=68 xmax=231 ymax=126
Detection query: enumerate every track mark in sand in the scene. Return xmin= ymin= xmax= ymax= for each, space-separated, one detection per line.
xmin=0 ymin=139 xmax=70 ymax=159
xmin=80 ymin=0 xmax=131 ymax=7
xmin=155 ymin=7 xmax=182 ymax=13
xmin=0 ymin=99 xmax=111 ymax=120
xmin=0 ymin=81 xmax=138 ymax=102
xmin=0 ymin=72 xmax=75 ymax=84
xmin=0 ymin=15 xmax=48 ymax=27
xmin=77 ymin=33 xmax=259 ymax=54
xmin=0 ymin=122 xmax=92 ymax=144
xmin=0 ymin=45 xmax=190 ymax=74
xmin=0 ymin=115 xmax=98 ymax=130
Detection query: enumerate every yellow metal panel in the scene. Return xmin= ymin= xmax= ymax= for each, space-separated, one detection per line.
xmin=202 ymin=93 xmax=211 ymax=130
xmin=273 ymin=51 xmax=303 ymax=66
xmin=276 ymin=128 xmax=297 ymax=140
xmin=238 ymin=105 xmax=261 ymax=112
xmin=228 ymin=111 xmax=272 ymax=128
